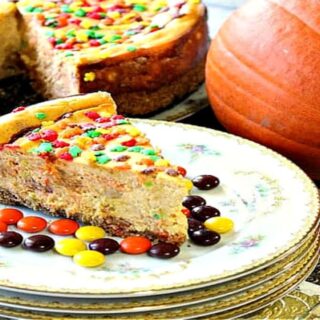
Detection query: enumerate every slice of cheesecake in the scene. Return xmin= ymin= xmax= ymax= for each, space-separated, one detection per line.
xmin=0 ymin=92 xmax=190 ymax=244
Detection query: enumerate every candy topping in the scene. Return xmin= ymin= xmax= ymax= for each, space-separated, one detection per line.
xmin=17 ymin=0 xmax=196 ymax=61
xmin=11 ymin=107 xmax=187 ymax=179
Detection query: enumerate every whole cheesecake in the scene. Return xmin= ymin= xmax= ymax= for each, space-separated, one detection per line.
xmin=0 ymin=92 xmax=191 ymax=244
xmin=0 ymin=0 xmax=208 ymax=115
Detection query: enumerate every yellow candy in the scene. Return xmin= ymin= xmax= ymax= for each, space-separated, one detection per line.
xmin=154 ymin=159 xmax=170 ymax=167
xmin=73 ymin=250 xmax=105 ymax=268
xmin=122 ymin=13 xmax=136 ymax=21
xmin=55 ymin=239 xmax=87 ymax=256
xmin=41 ymin=121 xmax=55 ymax=127
xmin=74 ymin=136 xmax=91 ymax=148
xmin=96 ymin=128 xmax=111 ymax=135
xmin=99 ymin=111 xmax=111 ymax=118
xmin=76 ymin=31 xmax=89 ymax=43
xmin=75 ymin=226 xmax=106 ymax=242
xmin=79 ymin=151 xmax=96 ymax=163
xmin=126 ymin=127 xmax=140 ymax=137
xmin=81 ymin=19 xmax=94 ymax=29
xmin=184 ymin=179 xmax=193 ymax=191
xmin=204 ymin=217 xmax=234 ymax=234
xmin=84 ymin=72 xmax=96 ymax=82
xmin=108 ymin=11 xmax=121 ymax=19
xmin=43 ymin=2 xmax=56 ymax=9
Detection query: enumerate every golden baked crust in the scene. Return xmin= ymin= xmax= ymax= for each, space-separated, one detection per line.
xmin=0 ymin=93 xmax=190 ymax=244
xmin=0 ymin=92 xmax=116 ymax=145
xmin=16 ymin=0 xmax=208 ymax=115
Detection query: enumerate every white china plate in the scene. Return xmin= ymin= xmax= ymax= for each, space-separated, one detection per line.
xmin=0 ymin=120 xmax=318 ymax=297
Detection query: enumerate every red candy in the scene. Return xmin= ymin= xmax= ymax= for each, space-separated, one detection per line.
xmin=111 ymin=115 xmax=124 ymax=120
xmin=17 ymin=216 xmax=47 ymax=233
xmin=181 ymin=208 xmax=191 ymax=218
xmin=85 ymin=111 xmax=100 ymax=120
xmin=0 ymin=208 xmax=24 ymax=225
xmin=52 ymin=140 xmax=70 ymax=148
xmin=68 ymin=18 xmax=81 ymax=25
xmin=0 ymin=221 xmax=8 ymax=232
xmin=48 ymin=219 xmax=80 ymax=236
xmin=120 ymin=236 xmax=152 ymax=254
xmin=89 ymin=39 xmax=101 ymax=47
xmin=48 ymin=37 xmax=56 ymax=46
xmin=177 ymin=166 xmax=187 ymax=177
xmin=59 ymin=152 xmax=73 ymax=161
xmin=87 ymin=12 xmax=102 ymax=20
xmin=121 ymin=139 xmax=136 ymax=147
xmin=41 ymin=130 xmax=58 ymax=142
xmin=55 ymin=43 xmax=74 ymax=50
xmin=27 ymin=132 xmax=42 ymax=141
xmin=95 ymin=117 xmax=110 ymax=123
xmin=12 ymin=106 xmax=26 ymax=113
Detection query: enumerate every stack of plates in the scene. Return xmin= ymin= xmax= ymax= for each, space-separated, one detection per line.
xmin=0 ymin=120 xmax=319 ymax=320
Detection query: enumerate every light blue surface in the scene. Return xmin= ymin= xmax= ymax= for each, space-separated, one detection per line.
xmin=204 ymin=0 xmax=245 ymax=36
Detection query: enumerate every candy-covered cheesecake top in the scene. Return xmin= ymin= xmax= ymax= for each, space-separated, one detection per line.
xmin=0 ymin=93 xmax=189 ymax=182
xmin=17 ymin=0 xmax=205 ymax=64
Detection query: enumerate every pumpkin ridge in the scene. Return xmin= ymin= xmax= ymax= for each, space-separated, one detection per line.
xmin=206 ymin=83 xmax=320 ymax=150
xmin=211 ymin=34 xmax=320 ymax=115
xmin=268 ymin=0 xmax=320 ymax=39
xmin=206 ymin=58 xmax=320 ymax=144
xmin=211 ymin=97 xmax=320 ymax=178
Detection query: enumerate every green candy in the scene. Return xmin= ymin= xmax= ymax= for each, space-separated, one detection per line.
xmin=56 ymin=39 xmax=64 ymax=45
xmin=126 ymin=46 xmax=137 ymax=52
xmin=61 ymin=5 xmax=73 ymax=13
xmin=110 ymin=146 xmax=127 ymax=152
xmin=152 ymin=213 xmax=161 ymax=220
xmin=86 ymin=30 xmax=96 ymax=38
xmin=75 ymin=8 xmax=86 ymax=17
xmin=149 ymin=155 xmax=160 ymax=162
xmin=94 ymin=33 xmax=104 ymax=39
xmin=96 ymin=155 xmax=111 ymax=164
xmin=35 ymin=112 xmax=47 ymax=120
xmin=99 ymin=39 xmax=108 ymax=45
xmin=33 ymin=7 xmax=44 ymax=13
xmin=141 ymin=149 xmax=156 ymax=156
xmin=38 ymin=142 xmax=53 ymax=153
xmin=65 ymin=52 xmax=74 ymax=57
xmin=69 ymin=146 xmax=82 ymax=158
xmin=85 ymin=130 xmax=101 ymax=138
xmin=133 ymin=4 xmax=147 ymax=12
xmin=144 ymin=181 xmax=154 ymax=188
xmin=24 ymin=6 xmax=36 ymax=12
xmin=109 ymin=35 xmax=122 ymax=43
xmin=66 ymin=30 xmax=76 ymax=38
xmin=128 ymin=146 xmax=143 ymax=153
xmin=94 ymin=151 xmax=105 ymax=156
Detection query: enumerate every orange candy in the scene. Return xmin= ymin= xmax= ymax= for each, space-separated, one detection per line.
xmin=0 ymin=221 xmax=8 ymax=232
xmin=49 ymin=219 xmax=80 ymax=236
xmin=0 ymin=208 xmax=24 ymax=225
xmin=120 ymin=236 xmax=152 ymax=255
xmin=17 ymin=216 xmax=47 ymax=233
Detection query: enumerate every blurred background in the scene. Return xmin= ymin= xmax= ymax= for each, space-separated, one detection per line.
xmin=204 ymin=0 xmax=245 ymax=35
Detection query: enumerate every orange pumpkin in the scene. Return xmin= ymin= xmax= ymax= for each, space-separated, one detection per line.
xmin=206 ymin=0 xmax=320 ymax=179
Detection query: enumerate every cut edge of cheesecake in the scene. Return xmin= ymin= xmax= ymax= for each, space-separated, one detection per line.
xmin=0 ymin=92 xmax=190 ymax=245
